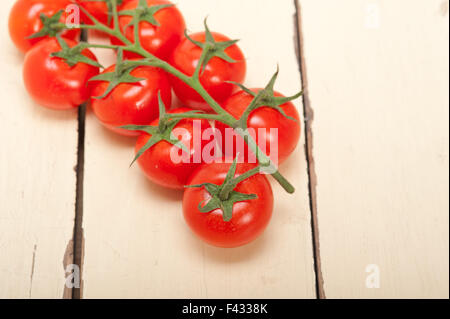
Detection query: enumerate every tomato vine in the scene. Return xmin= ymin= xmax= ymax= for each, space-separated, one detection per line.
xmin=24 ymin=0 xmax=303 ymax=227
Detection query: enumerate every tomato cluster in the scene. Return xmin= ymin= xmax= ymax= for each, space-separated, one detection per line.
xmin=9 ymin=0 xmax=301 ymax=248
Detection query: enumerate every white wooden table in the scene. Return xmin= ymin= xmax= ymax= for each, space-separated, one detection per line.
xmin=0 ymin=0 xmax=448 ymax=299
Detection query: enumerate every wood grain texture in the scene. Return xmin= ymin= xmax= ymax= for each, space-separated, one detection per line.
xmin=299 ymin=0 xmax=449 ymax=298
xmin=0 ymin=1 xmax=78 ymax=299
xmin=81 ymin=0 xmax=316 ymax=298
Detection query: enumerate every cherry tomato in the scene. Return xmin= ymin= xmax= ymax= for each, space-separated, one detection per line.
xmin=9 ymin=0 xmax=80 ymax=53
xmin=215 ymin=90 xmax=301 ymax=166
xmin=90 ymin=65 xmax=172 ymax=136
xmin=111 ymin=0 xmax=185 ymax=60
xmin=170 ymin=32 xmax=246 ymax=111
xmin=75 ymin=0 xmax=132 ymax=26
xmin=135 ymin=108 xmax=215 ymax=189
xmin=23 ymin=37 xmax=100 ymax=110
xmin=183 ymin=161 xmax=274 ymax=248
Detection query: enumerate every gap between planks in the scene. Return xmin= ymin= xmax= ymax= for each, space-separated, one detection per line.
xmin=71 ymin=30 xmax=88 ymax=300
xmin=294 ymin=0 xmax=325 ymax=299
xmin=71 ymin=104 xmax=86 ymax=299
xmin=69 ymin=2 xmax=325 ymax=299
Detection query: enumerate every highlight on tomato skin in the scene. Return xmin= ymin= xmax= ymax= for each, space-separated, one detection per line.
xmin=110 ymin=0 xmax=186 ymax=60
xmin=183 ymin=161 xmax=274 ymax=248
xmin=134 ymin=108 xmax=216 ymax=190
xmin=22 ymin=38 xmax=100 ymax=110
xmin=90 ymin=65 xmax=172 ymax=137
xmin=8 ymin=0 xmax=81 ymax=53
xmin=170 ymin=32 xmax=247 ymax=111
xmin=215 ymin=89 xmax=301 ymax=165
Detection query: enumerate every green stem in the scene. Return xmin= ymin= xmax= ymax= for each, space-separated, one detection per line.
xmin=219 ymin=166 xmax=261 ymax=200
xmin=84 ymin=43 xmax=121 ymax=50
xmin=241 ymin=133 xmax=295 ymax=194
xmin=193 ymin=47 xmax=209 ymax=79
xmin=111 ymin=0 xmax=121 ymax=34
xmin=232 ymin=167 xmax=261 ymax=185
xmin=132 ymin=14 xmax=142 ymax=48
xmin=166 ymin=113 xmax=223 ymax=121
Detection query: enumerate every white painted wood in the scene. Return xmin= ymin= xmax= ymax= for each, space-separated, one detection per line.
xmin=300 ymin=0 xmax=449 ymax=298
xmin=82 ymin=0 xmax=316 ymax=298
xmin=0 ymin=0 xmax=78 ymax=299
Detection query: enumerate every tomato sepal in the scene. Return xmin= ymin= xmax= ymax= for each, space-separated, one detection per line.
xmin=121 ymin=93 xmax=191 ymax=166
xmin=27 ymin=10 xmax=67 ymax=40
xmin=185 ymin=19 xmax=240 ymax=77
xmin=119 ymin=0 xmax=174 ymax=28
xmin=229 ymin=68 xmax=303 ymax=130
xmin=51 ymin=36 xmax=104 ymax=68
xmin=185 ymin=157 xmax=259 ymax=222
xmin=89 ymin=49 xmax=146 ymax=98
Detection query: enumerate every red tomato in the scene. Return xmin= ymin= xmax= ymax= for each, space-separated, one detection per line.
xmin=215 ymin=90 xmax=301 ymax=166
xmin=9 ymin=0 xmax=80 ymax=53
xmin=111 ymin=0 xmax=185 ymax=60
xmin=183 ymin=161 xmax=273 ymax=248
xmin=23 ymin=38 xmax=100 ymax=110
xmin=75 ymin=0 xmax=132 ymax=26
xmin=135 ymin=108 xmax=215 ymax=189
xmin=90 ymin=65 xmax=172 ymax=136
xmin=170 ymin=32 xmax=246 ymax=111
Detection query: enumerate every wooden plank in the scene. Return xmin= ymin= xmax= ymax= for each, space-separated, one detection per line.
xmin=81 ymin=0 xmax=316 ymax=298
xmin=0 ymin=0 xmax=79 ymax=298
xmin=299 ymin=0 xmax=449 ymax=298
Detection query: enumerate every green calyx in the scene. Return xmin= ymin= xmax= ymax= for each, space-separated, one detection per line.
xmin=121 ymin=93 xmax=192 ymax=166
xmin=186 ymin=19 xmax=240 ymax=76
xmin=119 ymin=0 xmax=173 ymax=28
xmin=231 ymin=68 xmax=303 ymax=130
xmin=89 ymin=49 xmax=145 ymax=99
xmin=186 ymin=157 xmax=258 ymax=222
xmin=51 ymin=36 xmax=103 ymax=68
xmin=28 ymin=11 xmax=66 ymax=39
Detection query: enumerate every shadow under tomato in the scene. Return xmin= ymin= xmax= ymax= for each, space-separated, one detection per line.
xmin=86 ymin=108 xmax=137 ymax=149
xmin=187 ymin=231 xmax=269 ymax=264
xmin=28 ymin=99 xmax=79 ymax=122
xmin=8 ymin=46 xmax=25 ymax=67
xmin=140 ymin=173 xmax=184 ymax=203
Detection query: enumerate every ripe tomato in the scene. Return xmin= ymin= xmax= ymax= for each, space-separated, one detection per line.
xmin=9 ymin=0 xmax=80 ymax=53
xmin=215 ymin=90 xmax=301 ymax=165
xmin=75 ymin=0 xmax=132 ymax=26
xmin=23 ymin=38 xmax=100 ymax=110
xmin=170 ymin=32 xmax=246 ymax=111
xmin=90 ymin=65 xmax=172 ymax=136
xmin=111 ymin=0 xmax=185 ymax=60
xmin=183 ymin=161 xmax=274 ymax=248
xmin=135 ymin=109 xmax=215 ymax=189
